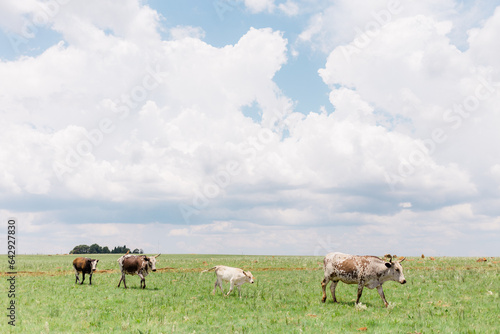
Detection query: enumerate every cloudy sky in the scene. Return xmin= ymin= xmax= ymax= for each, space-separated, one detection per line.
xmin=1 ymin=0 xmax=499 ymax=256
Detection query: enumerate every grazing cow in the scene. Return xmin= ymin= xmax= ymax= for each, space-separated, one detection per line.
xmin=117 ymin=254 xmax=160 ymax=289
xmin=73 ymin=257 xmax=99 ymax=285
xmin=202 ymin=265 xmax=255 ymax=297
xmin=321 ymin=252 xmax=406 ymax=307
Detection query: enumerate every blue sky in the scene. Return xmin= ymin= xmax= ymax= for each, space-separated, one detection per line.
xmin=1 ymin=0 xmax=500 ymax=256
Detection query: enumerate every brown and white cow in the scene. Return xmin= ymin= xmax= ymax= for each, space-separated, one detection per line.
xmin=117 ymin=254 xmax=160 ymax=289
xmin=73 ymin=257 xmax=99 ymax=285
xmin=321 ymin=252 xmax=406 ymax=307
xmin=202 ymin=265 xmax=255 ymax=297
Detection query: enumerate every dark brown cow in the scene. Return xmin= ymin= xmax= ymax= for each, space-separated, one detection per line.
xmin=117 ymin=254 xmax=160 ymax=289
xmin=73 ymin=257 xmax=99 ymax=285
xmin=321 ymin=252 xmax=406 ymax=307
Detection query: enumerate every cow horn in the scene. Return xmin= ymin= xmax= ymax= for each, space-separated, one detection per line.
xmin=154 ymin=254 xmax=160 ymax=258
xmin=386 ymin=254 xmax=393 ymax=263
xmin=399 ymin=257 xmax=406 ymax=263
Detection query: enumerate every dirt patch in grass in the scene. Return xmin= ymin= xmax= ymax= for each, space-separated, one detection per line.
xmin=255 ymin=267 xmax=321 ymax=271
xmin=156 ymin=267 xmax=176 ymax=271
xmin=95 ymin=269 xmax=118 ymax=274
xmin=405 ymin=265 xmax=498 ymax=271
xmin=0 ymin=270 xmax=71 ymax=277
xmin=5 ymin=261 xmax=496 ymax=277
xmin=1 ymin=266 xmax=322 ymax=276
xmin=0 ymin=269 xmax=119 ymax=276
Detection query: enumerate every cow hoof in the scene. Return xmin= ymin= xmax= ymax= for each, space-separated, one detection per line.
xmin=321 ymin=298 xmax=326 ymax=303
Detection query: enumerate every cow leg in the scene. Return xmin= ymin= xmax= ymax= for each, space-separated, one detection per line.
xmin=75 ymin=270 xmax=80 ymax=284
xmin=118 ymin=273 xmax=127 ymax=288
xmin=212 ymin=280 xmax=220 ymax=295
xmin=376 ymin=285 xmax=389 ymax=307
xmin=213 ymin=278 xmax=223 ymax=295
xmin=321 ymin=277 xmax=329 ymax=303
xmin=355 ymin=282 xmax=364 ymax=304
xmin=218 ymin=279 xmax=224 ymax=294
xmin=80 ymin=272 xmax=85 ymax=285
xmin=212 ymin=280 xmax=217 ymax=294
xmin=226 ymin=280 xmax=235 ymax=296
xmin=138 ymin=273 xmax=145 ymax=289
xmin=237 ymin=286 xmax=242 ymax=298
xmin=89 ymin=273 xmax=92 ymax=285
xmin=330 ymin=280 xmax=339 ymax=303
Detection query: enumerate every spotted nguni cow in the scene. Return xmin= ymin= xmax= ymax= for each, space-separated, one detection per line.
xmin=117 ymin=254 xmax=160 ymax=289
xmin=202 ymin=265 xmax=255 ymax=297
xmin=73 ymin=257 xmax=99 ymax=285
xmin=321 ymin=252 xmax=406 ymax=307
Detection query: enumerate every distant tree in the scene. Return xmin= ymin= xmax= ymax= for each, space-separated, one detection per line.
xmin=111 ymin=245 xmax=130 ymax=254
xmin=139 ymin=249 xmax=144 ymax=254
xmin=70 ymin=244 xmax=90 ymax=254
xmin=89 ymin=243 xmax=102 ymax=254
xmin=71 ymin=244 xmax=136 ymax=254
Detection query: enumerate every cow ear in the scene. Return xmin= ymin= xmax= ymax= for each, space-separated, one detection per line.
xmin=385 ymin=262 xmax=392 ymax=268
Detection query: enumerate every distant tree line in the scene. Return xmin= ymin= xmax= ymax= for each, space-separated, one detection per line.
xmin=69 ymin=243 xmax=143 ymax=254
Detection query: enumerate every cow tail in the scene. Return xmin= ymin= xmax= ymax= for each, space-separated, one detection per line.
xmin=201 ymin=266 xmax=217 ymax=273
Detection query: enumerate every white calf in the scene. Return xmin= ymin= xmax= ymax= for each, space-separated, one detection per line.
xmin=202 ymin=265 xmax=255 ymax=297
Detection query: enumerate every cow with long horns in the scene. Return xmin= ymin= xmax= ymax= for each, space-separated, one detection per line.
xmin=321 ymin=252 xmax=406 ymax=307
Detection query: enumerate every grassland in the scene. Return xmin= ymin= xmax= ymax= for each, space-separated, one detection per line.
xmin=1 ymin=254 xmax=499 ymax=333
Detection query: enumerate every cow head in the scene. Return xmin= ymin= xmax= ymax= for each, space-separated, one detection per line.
xmin=384 ymin=257 xmax=406 ymax=284
xmin=243 ymin=271 xmax=255 ymax=284
xmin=144 ymin=254 xmax=160 ymax=272
xmin=90 ymin=259 xmax=99 ymax=272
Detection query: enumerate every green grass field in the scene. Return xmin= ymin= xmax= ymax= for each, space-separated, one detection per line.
xmin=1 ymin=254 xmax=499 ymax=333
